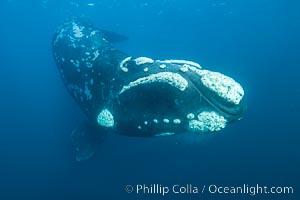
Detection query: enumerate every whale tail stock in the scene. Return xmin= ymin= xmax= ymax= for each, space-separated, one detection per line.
xmin=71 ymin=121 xmax=107 ymax=161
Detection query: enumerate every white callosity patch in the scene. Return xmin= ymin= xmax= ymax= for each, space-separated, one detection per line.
xmin=163 ymin=119 xmax=170 ymax=123
xmin=188 ymin=67 xmax=209 ymax=77
xmin=158 ymin=59 xmax=202 ymax=69
xmin=201 ymin=71 xmax=244 ymax=105
xmin=143 ymin=68 xmax=149 ymax=72
xmin=187 ymin=66 xmax=244 ymax=105
xmin=119 ymin=56 xmax=131 ymax=72
xmin=119 ymin=72 xmax=188 ymax=94
xmin=72 ymin=23 xmax=84 ymax=38
xmin=179 ymin=64 xmax=189 ymax=72
xmin=173 ymin=119 xmax=181 ymax=124
xmin=159 ymin=64 xmax=167 ymax=69
xmin=186 ymin=113 xmax=195 ymax=119
xmin=97 ymin=109 xmax=114 ymax=128
xmin=134 ymin=57 xmax=154 ymax=65
xmin=188 ymin=111 xmax=227 ymax=133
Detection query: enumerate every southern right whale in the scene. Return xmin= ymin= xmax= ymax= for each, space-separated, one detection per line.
xmin=52 ymin=17 xmax=246 ymax=161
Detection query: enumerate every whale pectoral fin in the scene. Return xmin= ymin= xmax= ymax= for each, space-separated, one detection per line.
xmin=71 ymin=121 xmax=107 ymax=162
xmin=100 ymin=29 xmax=128 ymax=43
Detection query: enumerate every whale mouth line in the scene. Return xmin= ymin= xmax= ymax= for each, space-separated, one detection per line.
xmin=119 ymin=72 xmax=188 ymax=94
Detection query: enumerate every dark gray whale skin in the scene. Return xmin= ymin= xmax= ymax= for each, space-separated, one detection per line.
xmin=52 ymin=17 xmax=246 ymax=161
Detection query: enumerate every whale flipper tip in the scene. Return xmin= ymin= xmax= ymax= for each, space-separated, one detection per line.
xmin=100 ymin=29 xmax=128 ymax=43
xmin=71 ymin=121 xmax=107 ymax=161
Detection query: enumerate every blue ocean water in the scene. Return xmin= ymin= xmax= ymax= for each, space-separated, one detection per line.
xmin=0 ymin=0 xmax=299 ymax=200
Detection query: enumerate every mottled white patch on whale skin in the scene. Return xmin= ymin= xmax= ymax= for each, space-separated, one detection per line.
xmin=70 ymin=43 xmax=77 ymax=48
xmin=84 ymin=85 xmax=92 ymax=100
xmin=86 ymin=62 xmax=93 ymax=68
xmin=54 ymin=28 xmax=66 ymax=45
xmin=72 ymin=23 xmax=84 ymax=38
xmin=92 ymin=50 xmax=99 ymax=61
xmin=67 ymin=84 xmax=83 ymax=99
xmin=97 ymin=109 xmax=114 ymax=127
xmin=119 ymin=72 xmax=188 ymax=94
xmin=70 ymin=59 xmax=80 ymax=68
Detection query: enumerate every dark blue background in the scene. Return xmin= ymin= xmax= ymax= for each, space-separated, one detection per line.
xmin=0 ymin=0 xmax=299 ymax=199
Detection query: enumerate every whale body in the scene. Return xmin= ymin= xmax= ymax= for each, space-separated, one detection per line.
xmin=52 ymin=17 xmax=246 ymax=161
